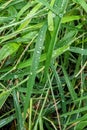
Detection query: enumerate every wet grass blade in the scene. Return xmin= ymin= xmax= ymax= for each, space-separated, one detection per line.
xmin=0 ymin=43 xmax=20 ymax=62
xmin=23 ymin=23 xmax=47 ymax=120
xmin=13 ymin=90 xmax=24 ymax=130
xmin=51 ymin=62 xmax=66 ymax=113
xmin=0 ymin=114 xmax=15 ymax=128
xmin=70 ymin=47 xmax=87 ymax=55
xmin=62 ymin=64 xmax=77 ymax=101
xmin=0 ymin=91 xmax=11 ymax=109
xmin=44 ymin=0 xmax=69 ymax=80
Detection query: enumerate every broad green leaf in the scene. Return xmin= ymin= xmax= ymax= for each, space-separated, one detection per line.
xmin=0 ymin=43 xmax=20 ymax=62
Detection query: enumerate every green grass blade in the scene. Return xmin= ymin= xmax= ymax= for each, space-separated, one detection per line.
xmin=74 ymin=0 xmax=87 ymax=13
xmin=0 ymin=43 xmax=20 ymax=62
xmin=23 ymin=23 xmax=47 ymax=120
xmin=75 ymin=121 xmax=87 ymax=130
xmin=44 ymin=0 xmax=69 ymax=80
xmin=0 ymin=91 xmax=10 ymax=109
xmin=61 ymin=106 xmax=87 ymax=117
xmin=62 ymin=64 xmax=77 ymax=101
xmin=18 ymin=3 xmax=42 ymax=30
xmin=13 ymin=90 xmax=24 ymax=130
xmin=70 ymin=47 xmax=87 ymax=55
xmin=16 ymin=1 xmax=36 ymax=20
xmin=51 ymin=62 xmax=66 ymax=113
xmin=0 ymin=114 xmax=15 ymax=128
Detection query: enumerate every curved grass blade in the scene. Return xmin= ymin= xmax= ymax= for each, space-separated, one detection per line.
xmin=23 ymin=23 xmax=47 ymax=120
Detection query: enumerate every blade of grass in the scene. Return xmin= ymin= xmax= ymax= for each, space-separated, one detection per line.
xmin=74 ymin=0 xmax=87 ymax=13
xmin=70 ymin=47 xmax=87 ymax=55
xmin=23 ymin=23 xmax=47 ymax=121
xmin=0 ymin=114 xmax=15 ymax=128
xmin=0 ymin=43 xmax=20 ymax=62
xmin=75 ymin=121 xmax=87 ymax=130
xmin=13 ymin=89 xmax=24 ymax=130
xmin=0 ymin=90 xmax=11 ymax=109
xmin=61 ymin=106 xmax=87 ymax=117
xmin=16 ymin=1 xmax=36 ymax=20
xmin=62 ymin=64 xmax=77 ymax=101
xmin=51 ymin=62 xmax=66 ymax=113
xmin=28 ymin=98 xmax=32 ymax=130
xmin=44 ymin=0 xmax=69 ymax=80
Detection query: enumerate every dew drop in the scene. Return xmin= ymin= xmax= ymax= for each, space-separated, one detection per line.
xmin=64 ymin=10 xmax=66 ymax=14
xmin=39 ymin=46 xmax=41 ymax=49
xmin=40 ymin=38 xmax=42 ymax=41
xmin=14 ymin=75 xmax=18 ymax=79
xmin=37 ymin=51 xmax=40 ymax=54
xmin=62 ymin=100 xmax=65 ymax=103
xmin=59 ymin=13 xmax=63 ymax=18
xmin=30 ymin=72 xmax=32 ymax=75
xmin=52 ymin=13 xmax=55 ymax=18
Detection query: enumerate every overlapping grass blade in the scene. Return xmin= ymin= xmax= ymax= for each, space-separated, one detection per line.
xmin=51 ymin=62 xmax=66 ymax=113
xmin=23 ymin=23 xmax=47 ymax=120
xmin=0 ymin=114 xmax=15 ymax=128
xmin=44 ymin=0 xmax=69 ymax=79
xmin=70 ymin=47 xmax=87 ymax=55
xmin=13 ymin=90 xmax=24 ymax=130
xmin=74 ymin=0 xmax=87 ymax=13
xmin=0 ymin=90 xmax=11 ymax=109
xmin=0 ymin=43 xmax=20 ymax=62
xmin=62 ymin=64 xmax=77 ymax=101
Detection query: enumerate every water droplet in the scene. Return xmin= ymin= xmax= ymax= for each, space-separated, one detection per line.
xmin=30 ymin=72 xmax=32 ymax=75
xmin=64 ymin=116 xmax=67 ymax=118
xmin=37 ymin=51 xmax=40 ymax=54
xmin=14 ymin=75 xmax=18 ymax=79
xmin=54 ymin=52 xmax=57 ymax=56
xmin=64 ymin=10 xmax=66 ymax=14
xmin=62 ymin=100 xmax=65 ymax=103
xmin=52 ymin=13 xmax=55 ymax=18
xmin=40 ymin=39 xmax=42 ymax=41
xmin=59 ymin=14 xmax=63 ymax=18
xmin=39 ymin=46 xmax=41 ymax=49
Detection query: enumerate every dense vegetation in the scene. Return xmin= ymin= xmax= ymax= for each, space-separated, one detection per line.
xmin=0 ymin=0 xmax=87 ymax=130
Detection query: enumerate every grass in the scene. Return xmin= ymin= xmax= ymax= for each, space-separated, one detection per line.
xmin=0 ymin=0 xmax=87 ymax=130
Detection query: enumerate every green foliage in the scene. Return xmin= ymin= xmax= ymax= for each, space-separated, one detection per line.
xmin=0 ymin=0 xmax=87 ymax=130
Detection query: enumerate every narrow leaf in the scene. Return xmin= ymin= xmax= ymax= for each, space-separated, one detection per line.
xmin=23 ymin=23 xmax=47 ymax=120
